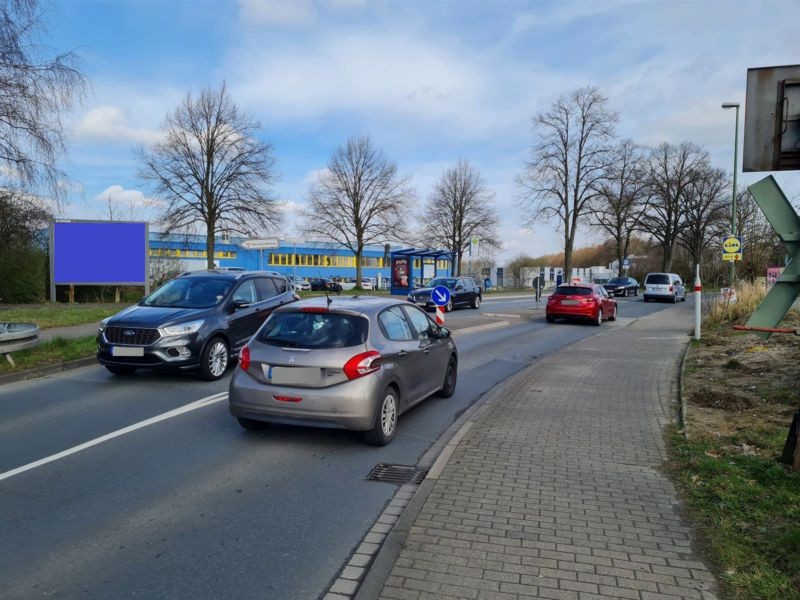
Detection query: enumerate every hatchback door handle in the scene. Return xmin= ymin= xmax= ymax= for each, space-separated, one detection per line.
xmin=397 ymin=350 xmax=408 ymax=358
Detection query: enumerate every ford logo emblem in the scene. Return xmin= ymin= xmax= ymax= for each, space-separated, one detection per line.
xmin=124 ymin=330 xmax=135 ymax=336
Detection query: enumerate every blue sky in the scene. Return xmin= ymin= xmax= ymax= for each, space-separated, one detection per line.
xmin=50 ymin=0 xmax=799 ymax=262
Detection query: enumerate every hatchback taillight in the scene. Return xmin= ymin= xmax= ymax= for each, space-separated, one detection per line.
xmin=343 ymin=350 xmax=382 ymax=380
xmin=239 ymin=345 xmax=250 ymax=371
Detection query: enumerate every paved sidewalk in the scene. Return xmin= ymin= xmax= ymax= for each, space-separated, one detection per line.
xmin=377 ymin=305 xmax=718 ymax=600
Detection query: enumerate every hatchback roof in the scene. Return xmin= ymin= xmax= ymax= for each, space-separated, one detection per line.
xmin=278 ymin=295 xmax=403 ymax=314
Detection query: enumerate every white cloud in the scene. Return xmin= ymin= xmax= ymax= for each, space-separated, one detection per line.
xmin=95 ymin=185 xmax=157 ymax=207
xmin=238 ymin=0 xmax=315 ymax=26
xmin=75 ymin=105 xmax=162 ymax=145
xmin=229 ymin=32 xmax=575 ymax=143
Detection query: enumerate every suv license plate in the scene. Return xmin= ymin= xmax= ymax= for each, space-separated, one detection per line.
xmin=112 ymin=346 xmax=144 ymax=357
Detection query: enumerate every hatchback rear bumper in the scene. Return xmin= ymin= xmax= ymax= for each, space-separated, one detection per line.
xmin=546 ymin=305 xmax=598 ymax=320
xmin=228 ymin=368 xmax=381 ymax=431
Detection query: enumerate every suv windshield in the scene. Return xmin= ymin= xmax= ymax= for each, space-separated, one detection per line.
xmin=142 ymin=277 xmax=233 ymax=308
xmin=426 ymin=278 xmax=457 ymax=289
xmin=646 ymin=274 xmax=670 ymax=285
xmin=554 ymin=286 xmax=592 ymax=296
xmin=258 ymin=311 xmax=369 ymax=349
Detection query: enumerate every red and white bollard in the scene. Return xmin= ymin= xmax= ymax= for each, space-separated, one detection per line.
xmin=694 ymin=264 xmax=702 ymax=340
xmin=435 ymin=306 xmax=445 ymax=327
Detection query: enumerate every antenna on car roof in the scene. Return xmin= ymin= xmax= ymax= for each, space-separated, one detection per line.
xmin=318 ymin=270 xmax=333 ymax=307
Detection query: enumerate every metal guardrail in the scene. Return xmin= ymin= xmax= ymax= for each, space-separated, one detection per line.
xmin=0 ymin=323 xmax=40 ymax=366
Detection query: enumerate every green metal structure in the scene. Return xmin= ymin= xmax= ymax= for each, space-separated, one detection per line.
xmin=746 ymin=175 xmax=800 ymax=338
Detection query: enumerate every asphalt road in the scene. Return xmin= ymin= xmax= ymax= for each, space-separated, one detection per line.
xmin=0 ymin=295 xmax=679 ymax=599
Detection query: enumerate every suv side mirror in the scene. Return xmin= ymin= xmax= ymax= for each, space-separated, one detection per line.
xmin=230 ymin=299 xmax=250 ymax=312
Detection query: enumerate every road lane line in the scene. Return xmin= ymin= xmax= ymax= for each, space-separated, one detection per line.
xmin=451 ymin=321 xmax=510 ymax=336
xmin=0 ymin=391 xmax=228 ymax=482
xmin=481 ymin=312 xmax=522 ymax=318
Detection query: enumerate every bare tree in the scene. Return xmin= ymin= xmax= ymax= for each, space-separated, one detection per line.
xmin=138 ymin=83 xmax=280 ymax=269
xmin=592 ymin=140 xmax=649 ymax=276
xmin=422 ymin=159 xmax=499 ymax=276
xmin=517 ymin=86 xmax=618 ymax=282
xmin=300 ymin=135 xmax=414 ymax=285
xmin=640 ymin=142 xmax=709 ymax=271
xmin=736 ymin=189 xmax=782 ymax=280
xmin=677 ymin=165 xmax=729 ymax=267
xmin=0 ymin=0 xmax=85 ymax=200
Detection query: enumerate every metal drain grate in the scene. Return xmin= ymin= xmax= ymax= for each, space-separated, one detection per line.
xmin=366 ymin=463 xmax=428 ymax=485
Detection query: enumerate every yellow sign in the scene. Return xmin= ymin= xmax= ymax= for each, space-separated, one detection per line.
xmin=723 ymin=236 xmax=742 ymax=253
xmin=722 ymin=252 xmax=742 ymax=262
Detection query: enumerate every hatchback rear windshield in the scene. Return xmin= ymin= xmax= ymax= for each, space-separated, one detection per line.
xmin=645 ymin=274 xmax=670 ymax=285
xmin=553 ymin=286 xmax=592 ymax=296
xmin=258 ymin=311 xmax=369 ymax=349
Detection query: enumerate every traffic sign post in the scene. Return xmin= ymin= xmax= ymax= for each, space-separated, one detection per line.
xmin=694 ymin=264 xmax=702 ymax=340
xmin=431 ymin=285 xmax=451 ymax=326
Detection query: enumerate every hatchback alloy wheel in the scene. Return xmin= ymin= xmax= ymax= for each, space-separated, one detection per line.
xmin=365 ymin=388 xmax=398 ymax=446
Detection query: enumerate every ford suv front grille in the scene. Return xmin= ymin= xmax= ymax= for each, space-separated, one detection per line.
xmin=105 ymin=326 xmax=161 ymax=346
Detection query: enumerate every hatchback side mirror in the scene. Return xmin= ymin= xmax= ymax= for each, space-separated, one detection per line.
xmin=437 ymin=327 xmax=451 ymax=339
xmin=456 ymin=285 xmax=464 ymax=291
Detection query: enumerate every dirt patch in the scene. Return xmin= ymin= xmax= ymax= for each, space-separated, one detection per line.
xmin=683 ymin=312 xmax=800 ymax=443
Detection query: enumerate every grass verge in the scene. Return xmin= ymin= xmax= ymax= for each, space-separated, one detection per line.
xmin=0 ymin=335 xmax=96 ymax=375
xmin=668 ymin=427 xmax=800 ymax=600
xmin=0 ymin=304 xmax=119 ymax=329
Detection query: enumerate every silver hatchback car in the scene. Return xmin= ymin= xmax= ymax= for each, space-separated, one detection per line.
xmin=228 ymin=296 xmax=458 ymax=445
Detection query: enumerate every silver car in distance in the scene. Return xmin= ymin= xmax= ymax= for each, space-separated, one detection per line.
xmin=228 ymin=296 xmax=458 ymax=445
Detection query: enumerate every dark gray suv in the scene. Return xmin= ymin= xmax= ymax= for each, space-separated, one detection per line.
xmin=97 ymin=270 xmax=298 ymax=380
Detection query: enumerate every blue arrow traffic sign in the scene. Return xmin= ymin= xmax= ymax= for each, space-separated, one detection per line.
xmin=431 ymin=286 xmax=451 ymax=307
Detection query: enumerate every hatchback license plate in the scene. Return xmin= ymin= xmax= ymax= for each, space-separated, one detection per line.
xmin=561 ymin=299 xmax=580 ymax=305
xmin=270 ymin=366 xmax=322 ymax=386
xmin=111 ymin=346 xmax=144 ymax=357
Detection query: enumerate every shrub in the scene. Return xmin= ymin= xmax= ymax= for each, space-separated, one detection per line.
xmin=705 ymin=280 xmax=768 ymax=326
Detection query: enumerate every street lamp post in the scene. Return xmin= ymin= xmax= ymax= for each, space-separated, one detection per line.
xmin=722 ymin=102 xmax=740 ymax=289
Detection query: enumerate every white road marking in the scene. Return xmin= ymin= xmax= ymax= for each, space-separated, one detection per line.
xmin=481 ymin=312 xmax=522 ymax=318
xmin=452 ymin=321 xmax=510 ymax=336
xmin=0 ymin=391 xmax=228 ymax=482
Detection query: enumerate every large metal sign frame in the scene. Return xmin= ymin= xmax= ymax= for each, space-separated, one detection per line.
xmin=49 ymin=220 xmax=150 ymax=302
xmin=743 ymin=64 xmax=800 ymax=172
xmin=744 ymin=176 xmax=800 ymax=338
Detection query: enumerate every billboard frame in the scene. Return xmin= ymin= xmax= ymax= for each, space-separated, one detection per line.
xmin=49 ymin=219 xmax=150 ymax=302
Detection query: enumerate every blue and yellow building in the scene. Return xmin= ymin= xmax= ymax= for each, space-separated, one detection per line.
xmin=148 ymin=233 xmax=453 ymax=283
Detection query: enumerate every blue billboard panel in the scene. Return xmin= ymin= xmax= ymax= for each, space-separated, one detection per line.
xmin=53 ymin=221 xmax=147 ymax=284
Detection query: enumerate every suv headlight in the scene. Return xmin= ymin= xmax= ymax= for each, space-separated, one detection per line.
xmin=98 ymin=317 xmax=110 ymax=334
xmin=162 ymin=320 xmax=204 ymax=336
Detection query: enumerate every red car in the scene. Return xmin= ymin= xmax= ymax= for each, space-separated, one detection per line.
xmin=545 ymin=283 xmax=617 ymax=326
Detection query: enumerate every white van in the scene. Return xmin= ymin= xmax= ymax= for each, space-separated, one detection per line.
xmin=643 ymin=272 xmax=686 ymax=303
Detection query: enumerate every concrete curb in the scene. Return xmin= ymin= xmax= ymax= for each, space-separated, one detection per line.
xmin=0 ymin=356 xmax=96 ymax=386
